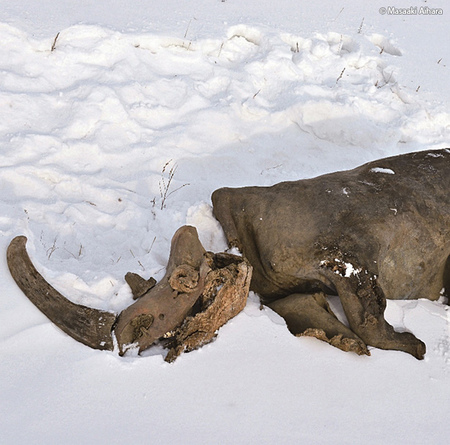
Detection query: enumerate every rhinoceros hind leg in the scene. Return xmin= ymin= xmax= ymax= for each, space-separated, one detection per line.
xmin=268 ymin=293 xmax=369 ymax=356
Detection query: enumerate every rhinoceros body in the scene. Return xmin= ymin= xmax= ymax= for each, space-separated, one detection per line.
xmin=212 ymin=149 xmax=450 ymax=359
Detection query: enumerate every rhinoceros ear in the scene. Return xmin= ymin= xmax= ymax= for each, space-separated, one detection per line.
xmin=7 ymin=236 xmax=117 ymax=350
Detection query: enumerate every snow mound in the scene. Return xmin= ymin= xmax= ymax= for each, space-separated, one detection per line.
xmin=1 ymin=20 xmax=449 ymax=312
xmin=1 ymin=19 xmax=449 ymax=320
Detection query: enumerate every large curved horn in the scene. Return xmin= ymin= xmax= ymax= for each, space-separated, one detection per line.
xmin=7 ymin=236 xmax=116 ymax=350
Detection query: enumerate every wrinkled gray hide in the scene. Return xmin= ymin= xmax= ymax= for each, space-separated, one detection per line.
xmin=212 ymin=149 xmax=450 ymax=359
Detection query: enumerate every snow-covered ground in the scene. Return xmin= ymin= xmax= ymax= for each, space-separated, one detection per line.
xmin=1 ymin=1 xmax=450 ymax=443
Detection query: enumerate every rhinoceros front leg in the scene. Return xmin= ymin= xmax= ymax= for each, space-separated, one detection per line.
xmin=320 ymin=261 xmax=426 ymax=359
xmin=268 ymin=292 xmax=369 ymax=355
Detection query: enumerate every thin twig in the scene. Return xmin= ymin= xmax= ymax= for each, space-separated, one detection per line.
xmin=159 ymin=161 xmax=188 ymax=209
xmin=51 ymin=32 xmax=60 ymax=52
xmin=184 ymin=18 xmax=197 ymax=39
xmin=377 ymin=71 xmax=394 ymax=89
xmin=46 ymin=238 xmax=58 ymax=260
xmin=218 ymin=42 xmax=224 ymax=58
xmin=337 ymin=35 xmax=343 ymax=55
xmin=166 ymin=182 xmax=190 ymax=200
xmin=148 ymin=236 xmax=156 ymax=254
xmin=332 ymin=7 xmax=344 ymax=22
xmin=358 ymin=18 xmax=365 ymax=34
xmin=336 ymin=68 xmax=346 ymax=84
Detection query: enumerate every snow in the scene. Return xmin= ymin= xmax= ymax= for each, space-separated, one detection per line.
xmin=370 ymin=167 xmax=396 ymax=174
xmin=321 ymin=259 xmax=363 ymax=277
xmin=1 ymin=1 xmax=450 ymax=443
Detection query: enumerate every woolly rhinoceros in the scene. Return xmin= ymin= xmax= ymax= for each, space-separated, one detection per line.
xmin=212 ymin=149 xmax=450 ymax=359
